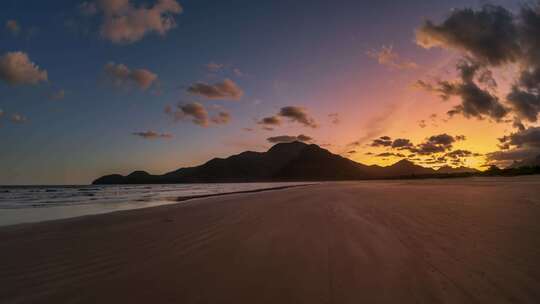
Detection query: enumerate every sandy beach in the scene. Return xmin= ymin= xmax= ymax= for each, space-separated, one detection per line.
xmin=1 ymin=177 xmax=540 ymax=303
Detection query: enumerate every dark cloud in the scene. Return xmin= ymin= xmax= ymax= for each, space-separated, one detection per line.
xmin=445 ymin=149 xmax=480 ymax=159
xmin=513 ymin=118 xmax=526 ymax=131
xmin=391 ymin=138 xmax=413 ymax=149
xmin=507 ymin=87 xmax=540 ymax=122
xmin=187 ymin=78 xmax=243 ymax=100
xmin=499 ymin=127 xmax=540 ymax=148
xmin=412 ymin=134 xmax=458 ymax=155
xmin=375 ymin=152 xmax=405 ymax=158
xmin=278 ymin=106 xmax=318 ymax=128
xmin=486 ymin=147 xmax=540 ymax=163
xmin=439 ymin=60 xmax=508 ymax=120
xmin=370 ymin=136 xmax=392 ymax=147
xmin=488 ymin=126 xmax=540 ymax=166
xmin=417 ymin=4 xmax=540 ymax=122
xmin=427 ymin=134 xmax=456 ymax=146
xmin=267 ymin=134 xmax=313 ymax=144
xmin=416 ymin=5 xmax=520 ymax=65
xmin=132 ymin=131 xmax=172 ymax=139
xmin=257 ymin=116 xmax=281 ymax=126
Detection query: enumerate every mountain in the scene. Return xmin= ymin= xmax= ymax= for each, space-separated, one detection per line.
xmin=380 ymin=159 xmax=436 ymax=177
xmin=437 ymin=165 xmax=479 ymax=174
xmin=93 ymin=142 xmax=466 ymax=184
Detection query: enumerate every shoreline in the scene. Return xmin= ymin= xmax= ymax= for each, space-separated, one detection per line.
xmin=0 ymin=183 xmax=314 ymax=228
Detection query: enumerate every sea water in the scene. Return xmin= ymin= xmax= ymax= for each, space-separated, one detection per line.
xmin=0 ymin=182 xmax=310 ymax=226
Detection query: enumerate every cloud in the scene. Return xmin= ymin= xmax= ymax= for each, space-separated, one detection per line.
xmin=370 ymin=136 xmax=393 ymax=147
xmin=10 ymin=113 xmax=27 ymax=123
xmin=278 ymin=106 xmax=318 ymax=128
xmin=132 ymin=131 xmax=172 ymax=139
xmin=486 ymin=147 xmax=540 ymax=163
xmin=257 ymin=116 xmax=281 ymax=126
xmin=419 ymin=59 xmax=508 ymax=120
xmin=391 ymin=138 xmax=413 ymax=149
xmin=0 ymin=51 xmax=48 ymax=86
xmin=416 ymin=4 xmax=540 ymax=123
xmin=366 ymin=45 xmax=418 ymax=69
xmin=445 ymin=149 xmax=480 ymax=159
xmin=369 ymin=133 xmax=466 ymax=157
xmin=165 ymin=102 xmax=231 ymax=127
xmin=499 ymin=127 xmax=540 ymax=148
xmin=507 ymin=86 xmax=540 ymax=122
xmin=5 ymin=20 xmax=20 ymax=35
xmin=104 ymin=62 xmax=157 ymax=90
xmin=328 ymin=113 xmax=340 ymax=124
xmin=90 ymin=0 xmax=183 ymax=44
xmin=187 ymin=78 xmax=243 ymax=100
xmin=415 ymin=5 xmax=520 ymax=66
xmin=375 ymin=152 xmax=405 ymax=158
xmin=267 ymin=134 xmax=313 ymax=144
xmin=174 ymin=102 xmax=209 ymax=126
xmin=256 ymin=106 xmax=318 ymax=129
xmin=411 ymin=133 xmax=458 ymax=155
xmin=211 ymin=111 xmax=231 ymax=124
xmin=206 ymin=62 xmax=224 ymax=72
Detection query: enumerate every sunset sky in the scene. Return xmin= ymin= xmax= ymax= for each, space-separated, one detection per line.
xmin=1 ymin=0 xmax=540 ymax=184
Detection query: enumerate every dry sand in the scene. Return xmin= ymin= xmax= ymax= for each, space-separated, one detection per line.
xmin=1 ymin=177 xmax=540 ymax=303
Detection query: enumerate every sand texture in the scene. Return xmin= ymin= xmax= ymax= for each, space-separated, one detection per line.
xmin=1 ymin=177 xmax=540 ymax=303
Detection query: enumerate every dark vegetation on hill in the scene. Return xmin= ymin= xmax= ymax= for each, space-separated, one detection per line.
xmin=93 ymin=141 xmax=539 ymax=184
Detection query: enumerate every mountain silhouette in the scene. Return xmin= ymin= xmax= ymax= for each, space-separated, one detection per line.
xmin=436 ymin=165 xmax=479 ymax=174
xmin=92 ymin=141 xmax=476 ymax=184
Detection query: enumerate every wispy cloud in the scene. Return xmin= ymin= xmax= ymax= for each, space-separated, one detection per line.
xmin=132 ymin=131 xmax=172 ymax=139
xmin=367 ymin=45 xmax=418 ymax=70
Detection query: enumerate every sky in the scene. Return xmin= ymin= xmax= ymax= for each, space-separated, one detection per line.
xmin=1 ymin=0 xmax=540 ymax=185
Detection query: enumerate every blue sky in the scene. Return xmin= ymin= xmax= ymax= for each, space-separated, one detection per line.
xmin=0 ymin=0 xmax=530 ymax=184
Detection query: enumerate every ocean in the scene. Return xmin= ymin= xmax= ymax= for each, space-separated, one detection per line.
xmin=0 ymin=182 xmax=311 ymax=226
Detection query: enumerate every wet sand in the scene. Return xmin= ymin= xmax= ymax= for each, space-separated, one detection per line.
xmin=1 ymin=177 xmax=540 ymax=303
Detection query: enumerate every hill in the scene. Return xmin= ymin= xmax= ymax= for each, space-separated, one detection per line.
xmin=93 ymin=142 xmax=479 ymax=184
